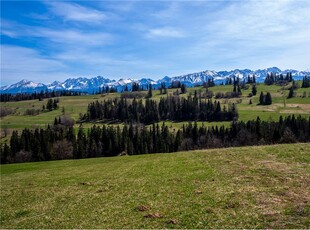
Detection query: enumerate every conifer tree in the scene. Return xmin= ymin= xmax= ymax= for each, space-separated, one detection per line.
xmin=181 ymin=84 xmax=187 ymax=94
xmin=147 ymin=84 xmax=153 ymax=98
xmin=252 ymin=84 xmax=257 ymax=96
xmin=265 ymin=92 xmax=272 ymax=105
xmin=53 ymin=99 xmax=58 ymax=110
xmin=259 ymin=92 xmax=265 ymax=105
xmin=10 ymin=130 xmax=19 ymax=158
xmin=46 ymin=99 xmax=53 ymax=111
xmin=237 ymin=85 xmax=241 ymax=94
xmin=288 ymin=87 xmax=294 ymax=98
xmin=233 ymin=84 xmax=237 ymax=93
xmin=1 ymin=143 xmax=10 ymax=163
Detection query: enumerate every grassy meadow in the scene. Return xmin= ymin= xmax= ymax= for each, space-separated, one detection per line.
xmin=1 ymin=83 xmax=309 ymax=228
xmin=1 ymin=82 xmax=310 ymax=140
xmin=1 ymin=143 xmax=309 ymax=228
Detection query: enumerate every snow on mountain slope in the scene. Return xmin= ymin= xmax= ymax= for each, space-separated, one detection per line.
xmin=1 ymin=79 xmax=48 ymax=94
xmin=171 ymin=70 xmax=219 ymax=85
xmin=1 ymin=67 xmax=309 ymax=94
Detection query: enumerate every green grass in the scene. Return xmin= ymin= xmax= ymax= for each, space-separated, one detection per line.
xmin=1 ymin=143 xmax=309 ymax=229
xmin=1 ymin=84 xmax=309 ymax=136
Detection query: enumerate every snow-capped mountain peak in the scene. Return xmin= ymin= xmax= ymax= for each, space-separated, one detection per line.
xmin=1 ymin=67 xmax=309 ymax=94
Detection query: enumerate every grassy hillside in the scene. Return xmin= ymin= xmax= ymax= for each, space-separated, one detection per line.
xmin=1 ymin=143 xmax=309 ymax=229
xmin=1 ymin=83 xmax=310 ymax=139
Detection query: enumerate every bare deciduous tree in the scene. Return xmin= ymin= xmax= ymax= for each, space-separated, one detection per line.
xmin=51 ymin=140 xmax=73 ymax=160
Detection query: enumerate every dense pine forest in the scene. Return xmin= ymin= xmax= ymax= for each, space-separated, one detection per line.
xmin=84 ymin=95 xmax=238 ymax=124
xmin=1 ymin=115 xmax=309 ymax=163
xmin=0 ymin=90 xmax=85 ymax=102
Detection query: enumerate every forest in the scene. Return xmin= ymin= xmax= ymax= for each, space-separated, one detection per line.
xmin=83 ymin=95 xmax=238 ymax=124
xmin=1 ymin=115 xmax=309 ymax=164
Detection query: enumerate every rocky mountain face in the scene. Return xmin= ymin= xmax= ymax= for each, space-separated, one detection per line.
xmin=1 ymin=67 xmax=309 ymax=94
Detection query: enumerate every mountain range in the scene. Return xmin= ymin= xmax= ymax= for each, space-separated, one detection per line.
xmin=1 ymin=67 xmax=309 ymax=94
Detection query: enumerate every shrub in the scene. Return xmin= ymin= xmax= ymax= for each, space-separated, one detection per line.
xmin=51 ymin=140 xmax=73 ymax=160
xmin=60 ymin=115 xmax=75 ymax=128
xmin=24 ymin=109 xmax=40 ymax=116
xmin=13 ymin=150 xmax=32 ymax=163
xmin=0 ymin=108 xmax=15 ymax=117
xmin=121 ymin=92 xmax=146 ymax=99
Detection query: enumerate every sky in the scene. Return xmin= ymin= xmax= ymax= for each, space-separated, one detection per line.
xmin=1 ymin=0 xmax=310 ymax=86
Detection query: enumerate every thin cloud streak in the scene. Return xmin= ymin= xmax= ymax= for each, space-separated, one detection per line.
xmin=45 ymin=1 xmax=107 ymax=23
xmin=1 ymin=45 xmax=68 ymax=85
xmin=146 ymin=27 xmax=185 ymax=39
xmin=171 ymin=0 xmax=310 ymax=70
xmin=1 ymin=20 xmax=114 ymax=47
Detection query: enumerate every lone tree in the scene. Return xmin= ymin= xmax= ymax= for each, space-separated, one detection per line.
xmin=46 ymin=99 xmax=53 ymax=111
xmin=265 ymin=92 xmax=272 ymax=105
xmin=259 ymin=92 xmax=272 ymax=105
xmin=181 ymin=84 xmax=187 ymax=94
xmin=259 ymin=92 xmax=265 ymax=105
xmin=147 ymin=84 xmax=153 ymax=98
xmin=287 ymin=87 xmax=294 ymax=98
xmin=252 ymin=84 xmax=257 ymax=96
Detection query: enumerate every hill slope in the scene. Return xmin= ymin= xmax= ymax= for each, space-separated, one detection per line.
xmin=1 ymin=144 xmax=309 ymax=229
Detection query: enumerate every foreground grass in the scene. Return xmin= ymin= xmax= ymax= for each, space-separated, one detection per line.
xmin=1 ymin=143 xmax=309 ymax=229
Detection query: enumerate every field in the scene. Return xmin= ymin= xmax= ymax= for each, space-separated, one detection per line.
xmin=1 ymin=83 xmax=310 ymax=140
xmin=1 ymin=143 xmax=309 ymax=228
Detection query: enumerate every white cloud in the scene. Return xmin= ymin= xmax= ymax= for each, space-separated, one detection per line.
xmin=37 ymin=28 xmax=113 ymax=46
xmin=53 ymin=48 xmax=164 ymax=78
xmin=100 ymin=1 xmax=136 ymax=12
xmin=1 ymin=45 xmax=68 ymax=85
xmin=206 ymin=0 xmax=310 ymax=40
xmin=151 ymin=2 xmax=180 ymax=20
xmin=171 ymin=0 xmax=310 ymax=70
xmin=1 ymin=21 xmax=113 ymax=47
xmin=45 ymin=1 xmax=106 ymax=23
xmin=146 ymin=27 xmax=185 ymax=39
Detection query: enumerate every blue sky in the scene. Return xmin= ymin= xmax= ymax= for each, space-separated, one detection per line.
xmin=1 ymin=0 xmax=310 ymax=86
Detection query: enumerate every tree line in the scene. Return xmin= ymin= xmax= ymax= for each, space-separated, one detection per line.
xmin=0 ymin=90 xmax=85 ymax=102
xmin=264 ymin=72 xmax=293 ymax=85
xmin=1 ymin=115 xmax=309 ymax=164
xmin=225 ymin=75 xmax=256 ymax=85
xmin=83 ymin=95 xmax=238 ymax=124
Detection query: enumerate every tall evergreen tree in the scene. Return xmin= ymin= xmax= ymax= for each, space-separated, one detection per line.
xmin=181 ymin=84 xmax=187 ymax=94
xmin=265 ymin=92 xmax=272 ymax=105
xmin=53 ymin=99 xmax=58 ymax=110
xmin=10 ymin=130 xmax=19 ymax=158
xmin=46 ymin=99 xmax=53 ymax=111
xmin=1 ymin=143 xmax=10 ymax=163
xmin=287 ymin=87 xmax=294 ymax=98
xmin=147 ymin=84 xmax=153 ymax=98
xmin=259 ymin=92 xmax=265 ymax=105
xmin=252 ymin=84 xmax=257 ymax=96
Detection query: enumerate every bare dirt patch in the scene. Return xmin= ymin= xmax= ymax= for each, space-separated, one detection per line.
xmin=167 ymin=219 xmax=178 ymax=224
xmin=136 ymin=205 xmax=150 ymax=212
xmin=280 ymin=110 xmax=309 ymax=114
xmin=257 ymin=160 xmax=294 ymax=174
xmin=144 ymin=213 xmax=163 ymax=218
xmin=285 ymin=104 xmax=310 ymax=110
